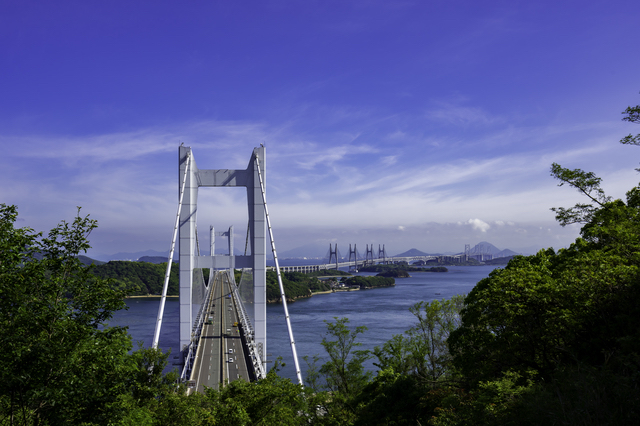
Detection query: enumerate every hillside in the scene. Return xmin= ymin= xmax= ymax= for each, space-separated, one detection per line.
xmin=265 ymin=271 xmax=331 ymax=303
xmin=89 ymin=261 xmax=180 ymax=296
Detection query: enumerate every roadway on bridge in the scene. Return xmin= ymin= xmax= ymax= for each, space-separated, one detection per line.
xmin=191 ymin=271 xmax=250 ymax=393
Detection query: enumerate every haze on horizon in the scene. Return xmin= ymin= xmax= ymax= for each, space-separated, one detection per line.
xmin=2 ymin=1 xmax=639 ymax=259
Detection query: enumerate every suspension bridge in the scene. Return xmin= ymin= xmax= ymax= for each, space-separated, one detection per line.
xmin=150 ymin=145 xmax=468 ymax=392
xmin=151 ymin=145 xmax=301 ymax=392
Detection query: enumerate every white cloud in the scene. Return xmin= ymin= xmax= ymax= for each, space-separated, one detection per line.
xmin=2 ymin=109 xmax=636 ymax=257
xmin=467 ymin=218 xmax=491 ymax=232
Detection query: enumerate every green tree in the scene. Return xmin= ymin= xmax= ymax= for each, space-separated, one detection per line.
xmin=0 ymin=205 xmax=182 ymax=425
xmin=0 ymin=205 xmax=135 ymax=424
xmin=440 ymin=98 xmax=640 ymax=423
xmin=304 ymin=317 xmax=371 ymax=423
xmin=318 ymin=318 xmax=372 ymax=398
xmin=373 ymin=296 xmax=464 ymax=384
xmin=550 ymin=162 xmax=612 ymax=225
xmin=355 ymin=296 xmax=465 ymax=426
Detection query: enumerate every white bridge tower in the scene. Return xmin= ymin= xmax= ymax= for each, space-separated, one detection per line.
xmin=178 ymin=145 xmax=267 ymax=369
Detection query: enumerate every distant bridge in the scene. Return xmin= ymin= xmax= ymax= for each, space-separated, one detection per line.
xmin=275 ymin=253 xmax=470 ymax=273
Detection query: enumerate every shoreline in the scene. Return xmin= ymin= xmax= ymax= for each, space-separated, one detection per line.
xmin=267 ymin=284 xmax=394 ymax=303
xmin=126 ymin=295 xmax=179 ymax=299
xmin=133 ymin=284 xmax=395 ymax=302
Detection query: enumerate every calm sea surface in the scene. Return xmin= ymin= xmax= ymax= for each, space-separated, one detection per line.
xmin=108 ymin=265 xmax=498 ymax=382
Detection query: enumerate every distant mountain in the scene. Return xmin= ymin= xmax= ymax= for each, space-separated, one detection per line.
xmin=469 ymin=241 xmax=501 ymax=255
xmin=106 ymin=249 xmax=173 ymax=261
xmin=102 ymin=248 xmax=243 ymax=262
xmin=496 ymin=248 xmax=518 ymax=258
xmin=484 ymin=255 xmax=516 ymax=265
xmin=394 ymin=248 xmax=429 ymax=257
xmin=78 ymin=255 xmax=105 ymax=266
xmin=138 ymin=256 xmax=175 ymax=264
xmin=468 ymin=242 xmax=520 ymax=258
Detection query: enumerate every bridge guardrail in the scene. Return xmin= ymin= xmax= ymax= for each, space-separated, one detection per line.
xmin=229 ymin=271 xmax=266 ymax=380
xmin=180 ymin=271 xmax=214 ymax=382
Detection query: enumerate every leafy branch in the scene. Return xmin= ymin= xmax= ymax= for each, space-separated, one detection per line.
xmin=620 ymin=104 xmax=640 ymax=146
xmin=550 ymin=163 xmax=612 ymax=226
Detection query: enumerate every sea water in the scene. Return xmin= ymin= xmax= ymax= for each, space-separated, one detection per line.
xmin=108 ymin=265 xmax=498 ymax=382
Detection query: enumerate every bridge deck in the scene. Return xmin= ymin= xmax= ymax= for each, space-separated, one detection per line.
xmin=190 ymin=271 xmax=252 ymax=392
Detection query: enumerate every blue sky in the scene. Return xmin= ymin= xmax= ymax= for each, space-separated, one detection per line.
xmin=2 ymin=0 xmax=640 ymax=259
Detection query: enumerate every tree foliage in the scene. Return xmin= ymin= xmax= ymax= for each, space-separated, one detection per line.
xmin=0 ymin=205 xmax=181 ymax=425
xmin=374 ymin=296 xmax=463 ymax=384
xmin=90 ymin=260 xmax=179 ymax=296
xmin=341 ymin=275 xmax=395 ymax=288
xmin=620 ymin=101 xmax=640 ymax=146
xmin=550 ymin=162 xmax=612 ymax=225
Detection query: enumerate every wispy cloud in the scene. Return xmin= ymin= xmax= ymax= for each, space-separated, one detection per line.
xmin=426 ymin=104 xmax=503 ymax=127
xmin=1 ymin=107 xmax=636 ymax=256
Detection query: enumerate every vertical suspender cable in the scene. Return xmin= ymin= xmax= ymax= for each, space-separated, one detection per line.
xmin=255 ymin=156 xmax=304 ymax=386
xmin=153 ymin=153 xmax=191 ymax=349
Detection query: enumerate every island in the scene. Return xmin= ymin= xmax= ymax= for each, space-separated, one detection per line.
xmin=358 ymin=263 xmax=448 ymax=277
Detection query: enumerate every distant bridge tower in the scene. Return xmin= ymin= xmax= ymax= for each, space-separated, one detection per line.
xmin=465 ymin=244 xmax=470 ymax=262
xmin=365 ymin=244 xmax=374 ymax=265
xmin=211 ymin=225 xmax=234 ymax=273
xmin=328 ymin=243 xmax=339 ymax=270
xmin=378 ymin=244 xmax=386 ymax=263
xmin=348 ymin=244 xmax=358 ymax=272
xmin=178 ymin=145 xmax=267 ymax=369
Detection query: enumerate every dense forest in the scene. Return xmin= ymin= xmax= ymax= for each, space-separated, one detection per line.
xmin=89 ymin=260 xmax=180 ymax=296
xmin=88 ymin=262 xmax=329 ymax=302
xmin=2 ymin=102 xmax=640 ymax=424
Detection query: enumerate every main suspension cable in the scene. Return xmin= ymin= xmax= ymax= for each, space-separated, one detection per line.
xmin=255 ymin=156 xmax=303 ymax=386
xmin=153 ymin=152 xmax=191 ymax=349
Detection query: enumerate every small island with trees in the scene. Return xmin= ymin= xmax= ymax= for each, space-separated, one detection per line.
xmin=358 ymin=262 xmax=448 ymax=278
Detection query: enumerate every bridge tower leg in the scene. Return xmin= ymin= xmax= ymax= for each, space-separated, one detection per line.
xmin=178 ymin=146 xmax=267 ymax=370
xmin=378 ymin=244 xmax=386 ymax=264
xmin=178 ymin=148 xmax=198 ymax=359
